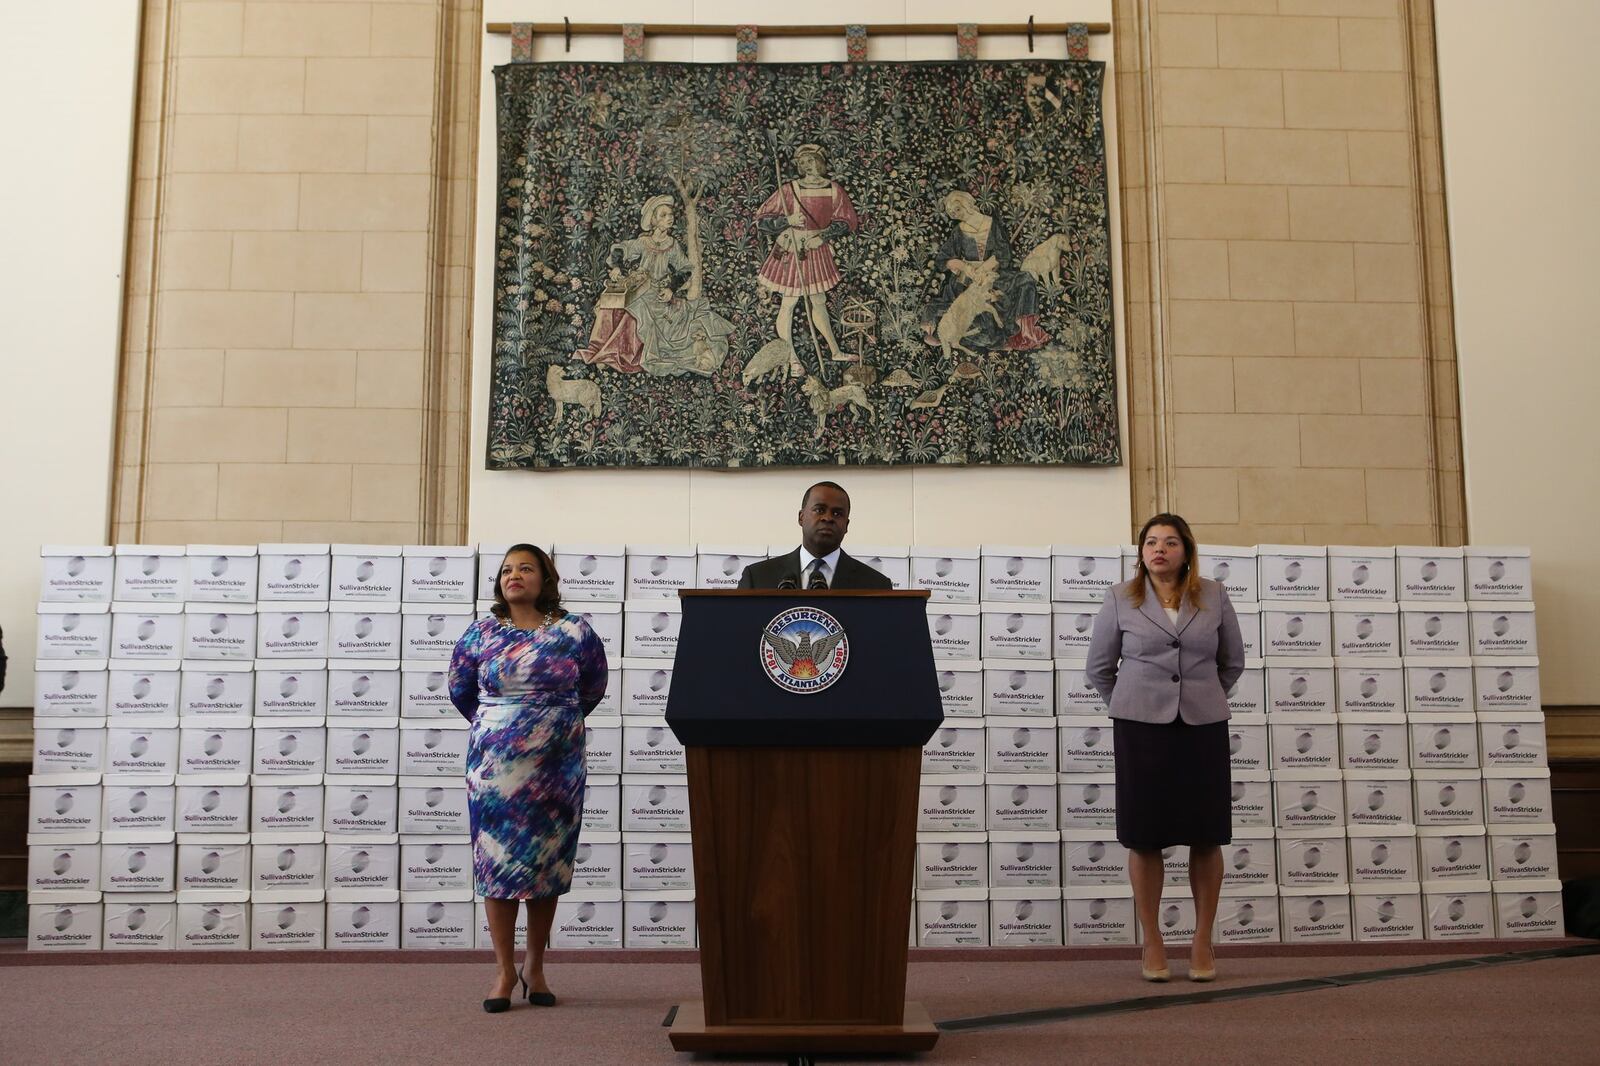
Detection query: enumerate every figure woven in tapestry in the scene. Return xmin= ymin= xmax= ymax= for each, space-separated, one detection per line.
xmin=488 ymin=60 xmax=1119 ymax=468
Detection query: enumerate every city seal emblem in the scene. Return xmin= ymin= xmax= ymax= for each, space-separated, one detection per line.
xmin=760 ymin=607 xmax=849 ymax=694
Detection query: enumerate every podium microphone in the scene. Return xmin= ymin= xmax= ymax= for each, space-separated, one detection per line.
xmin=778 ymin=575 xmax=799 ymax=590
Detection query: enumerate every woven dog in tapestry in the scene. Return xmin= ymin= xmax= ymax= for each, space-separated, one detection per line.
xmin=488 ymin=60 xmax=1118 ymax=469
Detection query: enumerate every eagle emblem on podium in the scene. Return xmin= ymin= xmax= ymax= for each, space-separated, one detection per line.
xmin=760 ymin=607 xmax=850 ymax=693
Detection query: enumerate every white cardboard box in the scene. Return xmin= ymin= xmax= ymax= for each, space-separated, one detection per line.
xmin=1494 ymin=879 xmax=1564 ymax=939
xmin=985 ymin=774 xmax=1058 ymax=832
xmin=1327 ymin=547 xmax=1398 ymax=603
xmin=1413 ymin=770 xmax=1485 ymax=826
xmin=178 ymin=719 xmax=254 ymax=776
xmin=325 ymin=835 xmax=400 ymax=895
xmin=1050 ymin=546 xmax=1122 ymax=603
xmin=323 ymin=776 xmax=399 ymax=835
xmin=176 ymin=775 xmax=250 ymax=835
xmin=400 ymin=837 xmax=473 ymax=893
xmin=253 ymin=721 xmax=327 ymax=776
xmin=1261 ymin=602 xmax=1331 ymax=658
xmin=29 ymin=901 xmax=103 ymax=950
xmin=328 ymin=660 xmax=401 ymax=718
xmin=1161 ymin=845 xmax=1192 ymax=887
xmin=252 ymin=835 xmax=325 ymax=894
xmin=113 ymin=545 xmax=187 ymax=603
xmin=1472 ymin=657 xmax=1541 ymax=713
xmin=988 ymin=832 xmax=1062 ymax=889
xmin=1058 ymin=717 xmax=1115 ymax=773
xmin=1468 ymin=602 xmax=1539 ymax=657
xmin=1061 ymin=830 xmax=1129 ymax=886
xmin=176 ymin=834 xmax=250 ymax=894
xmin=1344 ymin=771 xmax=1416 ymax=828
xmin=624 ymin=545 xmax=697 ymax=599
xmin=330 ymin=544 xmax=403 ymax=603
xmin=251 ymin=898 xmax=326 ymax=950
xmin=326 ymin=900 xmax=400 ymax=950
xmin=254 ymin=660 xmax=328 ymax=718
xmin=916 ymin=890 xmax=989 ymax=946
xmin=35 ymin=603 xmax=113 ymax=661
xmin=1054 ymin=658 xmax=1106 ymax=716
xmin=402 ymin=898 xmax=476 ymax=949
xmin=39 ymin=545 xmax=114 ymax=603
xmin=926 ymin=603 xmax=981 ymax=660
xmin=1488 ymin=824 xmax=1559 ymax=882
xmin=1217 ymin=887 xmax=1282 ymax=944
xmin=328 ymin=603 xmax=402 ymax=661
xmin=979 ymin=545 xmax=1051 ymax=604
xmin=935 ymin=660 xmax=983 ymax=719
xmin=1479 ymin=712 xmax=1548 ymax=770
xmin=185 ymin=546 xmax=258 ymax=605
xmin=988 ymin=891 xmax=1063 ymax=946
xmin=28 ymin=833 xmax=101 ymax=895
xmin=1279 ymin=885 xmax=1351 ymax=942
xmin=1225 ymin=663 xmax=1266 ymax=717
xmin=1335 ymin=658 xmax=1405 ymax=716
xmin=922 ymin=725 xmax=985 ymax=775
xmin=1057 ymin=773 xmax=1118 ymax=830
xmin=400 ymin=604 xmax=473 ymax=661
xmin=33 ymin=719 xmax=105 ymax=775
xmin=554 ymin=544 xmax=626 ymax=602
xmin=1230 ymin=771 xmax=1273 ymax=828
xmin=1221 ymin=827 xmax=1277 ymax=889
xmin=1198 ymin=545 xmax=1259 ymax=602
xmin=1270 ymin=715 xmax=1340 ymax=772
xmin=1409 ymin=712 xmax=1480 ymax=770
xmin=1277 ymin=827 xmax=1349 ymax=887
xmin=1404 ymin=658 xmax=1474 ymax=715
xmin=256 ymin=544 xmax=332 ymax=602
xmin=1351 ymin=883 xmax=1424 ymax=942
xmin=552 ymin=898 xmax=624 ymax=948
xmin=1331 ymin=603 xmax=1400 ymax=657
xmin=33 ymin=661 xmax=110 ymax=718
xmin=572 ymin=832 xmax=623 ymax=894
xmin=623 ymin=892 xmax=697 ymax=949
xmin=916 ymin=833 xmax=988 ymax=891
xmin=623 ymin=599 xmax=683 ymax=659
xmin=621 ymin=717 xmax=684 ymax=775
xmin=982 ymin=602 xmax=1053 ymax=660
xmin=101 ymin=833 xmax=176 ymax=893
xmin=1144 ymin=886 xmax=1197 ymax=945
xmin=851 ymin=546 xmax=909 ymax=590
xmin=179 ymin=661 xmax=255 ymax=718
xmin=1063 ymin=886 xmax=1136 ymax=945
xmin=1348 ymin=827 xmax=1420 ymax=883
xmin=398 ymin=777 xmax=468 ymax=836
xmin=176 ymin=901 xmax=249 ymax=950
xmin=1265 ymin=658 xmax=1335 ymax=716
xmin=909 ymin=547 xmax=980 ymax=603
xmin=1235 ymin=604 xmax=1262 ymax=659
xmin=398 ymin=721 xmax=469 ymax=777
xmin=1423 ymin=880 xmax=1493 ymax=940
xmin=584 ymin=718 xmax=624 ymax=776
xmin=1256 ymin=546 xmax=1328 ymax=602
xmin=1340 ymin=716 xmax=1410 ymax=774
xmin=401 ymin=546 xmax=476 ymax=603
xmin=103 ymin=889 xmax=176 ymax=947
xmin=400 ymin=664 xmax=454 ymax=719
xmin=251 ymin=775 xmax=325 ymax=833
xmin=983 ymin=661 xmax=1054 ymax=718
xmin=109 ymin=603 xmax=185 ymax=661
xmin=325 ymin=720 xmax=401 ymax=777
xmin=567 ymin=601 xmax=621 ymax=672
xmin=256 ymin=604 xmax=331 ymax=661
xmin=104 ymin=723 xmax=179 ymax=778
xmin=1273 ymin=769 xmax=1345 ymax=829
xmin=1483 ymin=768 xmax=1553 ymax=824
xmin=1397 ymin=547 xmax=1465 ymax=603
xmin=1049 ymin=605 xmax=1100 ymax=659
xmin=695 ymin=545 xmax=767 ymax=590
xmin=621 ymin=774 xmax=690 ymax=833
xmin=917 ymin=774 xmax=985 ymax=832
xmin=29 ymin=774 xmax=102 ymax=834
xmin=583 ymin=776 xmax=620 ymax=834
xmin=102 ymin=776 xmax=175 ymax=834
xmin=1401 ymin=604 xmax=1469 ymax=657
xmin=1227 ymin=715 xmax=1269 ymax=773
xmin=621 ymin=658 xmax=674 ymax=717
xmin=1464 ymin=546 xmax=1533 ymax=601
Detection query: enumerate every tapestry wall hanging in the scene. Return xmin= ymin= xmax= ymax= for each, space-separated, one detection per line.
xmin=488 ymin=60 xmax=1119 ymax=469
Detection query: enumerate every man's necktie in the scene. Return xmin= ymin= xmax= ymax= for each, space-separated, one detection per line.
xmin=807 ymin=560 xmax=829 ymax=589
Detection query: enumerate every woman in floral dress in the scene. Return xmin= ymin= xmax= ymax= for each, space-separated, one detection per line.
xmin=449 ymin=544 xmax=607 ymax=1011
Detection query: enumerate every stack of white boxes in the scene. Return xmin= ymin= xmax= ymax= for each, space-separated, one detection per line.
xmin=28 ymin=540 xmax=1562 ymax=952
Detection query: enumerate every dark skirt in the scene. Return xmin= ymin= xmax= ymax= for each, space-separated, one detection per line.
xmin=1112 ymin=716 xmax=1232 ymax=850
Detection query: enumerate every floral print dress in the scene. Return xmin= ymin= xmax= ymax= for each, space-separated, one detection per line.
xmin=448 ymin=613 xmax=608 ymax=899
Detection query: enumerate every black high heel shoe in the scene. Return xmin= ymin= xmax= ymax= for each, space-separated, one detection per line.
xmin=525 ymin=973 xmax=556 ymax=1007
xmin=483 ymin=974 xmax=525 ymax=1013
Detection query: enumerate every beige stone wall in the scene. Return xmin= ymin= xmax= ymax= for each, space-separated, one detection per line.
xmin=114 ymin=0 xmax=469 ymax=545
xmin=1116 ymin=0 xmax=1462 ymax=546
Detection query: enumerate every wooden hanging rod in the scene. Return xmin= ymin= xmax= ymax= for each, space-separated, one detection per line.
xmin=485 ymin=22 xmax=1110 ymax=38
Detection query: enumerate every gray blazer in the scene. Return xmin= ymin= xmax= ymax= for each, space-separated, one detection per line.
xmin=1084 ymin=577 xmax=1246 ymax=726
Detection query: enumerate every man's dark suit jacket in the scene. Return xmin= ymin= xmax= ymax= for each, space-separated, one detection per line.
xmin=736 ymin=548 xmax=893 ymax=590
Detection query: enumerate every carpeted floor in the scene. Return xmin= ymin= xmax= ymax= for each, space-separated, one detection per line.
xmin=3 ymin=947 xmax=1599 ymax=1064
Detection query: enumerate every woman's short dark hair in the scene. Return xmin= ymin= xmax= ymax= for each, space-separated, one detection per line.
xmin=490 ymin=544 xmax=562 ymax=619
xmin=1130 ymin=513 xmax=1204 ymax=609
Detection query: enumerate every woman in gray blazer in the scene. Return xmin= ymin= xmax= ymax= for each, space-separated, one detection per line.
xmin=1085 ymin=513 xmax=1245 ymax=984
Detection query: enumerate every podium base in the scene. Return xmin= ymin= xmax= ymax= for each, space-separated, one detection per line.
xmin=667 ymin=1001 xmax=940 ymax=1054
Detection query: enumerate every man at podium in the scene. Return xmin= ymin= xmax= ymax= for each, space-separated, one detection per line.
xmin=737 ymin=481 xmax=893 ymax=591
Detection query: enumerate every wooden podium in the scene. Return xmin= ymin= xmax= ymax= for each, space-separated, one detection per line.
xmin=664 ymin=589 xmax=943 ymax=1055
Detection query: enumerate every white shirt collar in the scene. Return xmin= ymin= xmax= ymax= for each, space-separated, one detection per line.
xmin=798 ymin=545 xmax=842 ymax=576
